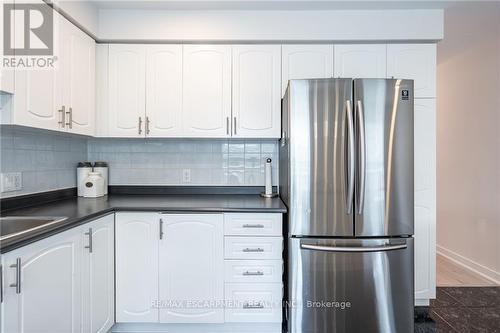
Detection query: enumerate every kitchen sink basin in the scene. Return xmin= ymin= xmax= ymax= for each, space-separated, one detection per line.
xmin=0 ymin=216 xmax=68 ymax=241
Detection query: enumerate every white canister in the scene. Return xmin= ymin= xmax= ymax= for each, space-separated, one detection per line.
xmin=82 ymin=172 xmax=105 ymax=198
xmin=77 ymin=162 xmax=92 ymax=197
xmin=93 ymin=161 xmax=108 ymax=195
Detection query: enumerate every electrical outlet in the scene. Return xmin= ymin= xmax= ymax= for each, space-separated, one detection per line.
xmin=182 ymin=169 xmax=191 ymax=183
xmin=1 ymin=172 xmax=22 ymax=192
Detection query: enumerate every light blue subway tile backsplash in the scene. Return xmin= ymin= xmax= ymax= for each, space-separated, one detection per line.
xmin=1 ymin=127 xmax=280 ymax=198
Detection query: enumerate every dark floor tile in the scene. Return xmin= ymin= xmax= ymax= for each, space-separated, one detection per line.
xmin=443 ymin=287 xmax=499 ymax=308
xmin=468 ymin=307 xmax=500 ymax=332
xmin=432 ymin=288 xmax=461 ymax=308
xmin=429 ymin=309 xmax=460 ymax=333
xmin=431 ymin=307 xmax=473 ymax=333
xmin=414 ymin=320 xmax=438 ymax=333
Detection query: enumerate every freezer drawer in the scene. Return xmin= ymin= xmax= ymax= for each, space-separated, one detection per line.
xmin=288 ymin=237 xmax=414 ymax=333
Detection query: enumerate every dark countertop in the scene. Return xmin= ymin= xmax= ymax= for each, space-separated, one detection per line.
xmin=0 ymin=194 xmax=287 ymax=253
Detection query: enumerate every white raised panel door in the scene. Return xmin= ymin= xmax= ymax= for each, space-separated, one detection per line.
xmin=334 ymin=44 xmax=387 ymax=78
xmin=108 ymin=45 xmax=146 ymax=137
xmin=2 ymin=228 xmax=83 ymax=333
xmin=387 ymin=44 xmax=437 ymax=98
xmin=65 ymin=19 xmax=96 ymax=135
xmin=159 ymin=214 xmax=224 ymax=323
xmin=232 ymin=45 xmax=281 ymax=138
xmin=281 ymin=44 xmax=334 ymax=96
xmin=182 ymin=45 xmax=231 ymax=137
xmin=146 ymin=45 xmax=183 ymax=137
xmin=115 ymin=212 xmax=159 ymax=322
xmin=414 ymin=99 xmax=436 ymax=302
xmin=82 ymin=215 xmax=114 ymax=333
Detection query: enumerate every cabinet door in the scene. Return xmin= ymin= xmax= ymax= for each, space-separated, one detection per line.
xmin=414 ymin=99 xmax=436 ymax=301
xmin=334 ymin=44 xmax=387 ymax=78
xmin=115 ymin=212 xmax=159 ymax=322
xmin=82 ymin=215 xmax=114 ymax=333
xmin=2 ymin=228 xmax=82 ymax=333
xmin=282 ymin=44 xmax=334 ymax=96
xmin=146 ymin=45 xmax=183 ymax=137
xmin=65 ymin=19 xmax=96 ymax=135
xmin=182 ymin=45 xmax=231 ymax=137
xmin=108 ymin=45 xmax=146 ymax=137
xmin=232 ymin=45 xmax=281 ymax=138
xmin=387 ymin=44 xmax=436 ymax=98
xmin=159 ymin=214 xmax=224 ymax=323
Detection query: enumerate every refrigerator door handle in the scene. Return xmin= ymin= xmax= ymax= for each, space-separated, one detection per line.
xmin=345 ymin=100 xmax=355 ymax=214
xmin=301 ymin=243 xmax=407 ymax=253
xmin=356 ymin=100 xmax=366 ymax=215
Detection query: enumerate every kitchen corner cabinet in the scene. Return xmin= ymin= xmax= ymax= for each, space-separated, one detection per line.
xmin=232 ymin=45 xmax=281 ymax=138
xmin=334 ymin=44 xmax=387 ymax=78
xmin=182 ymin=45 xmax=232 ymax=137
xmin=159 ymin=214 xmax=224 ymax=323
xmin=8 ymin=10 xmax=95 ymax=135
xmin=1 ymin=215 xmax=114 ymax=333
xmin=281 ymin=44 xmax=334 ymax=96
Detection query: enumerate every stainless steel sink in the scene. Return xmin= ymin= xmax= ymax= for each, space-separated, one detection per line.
xmin=0 ymin=216 xmax=68 ymax=241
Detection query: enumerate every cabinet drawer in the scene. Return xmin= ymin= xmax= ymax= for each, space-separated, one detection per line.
xmin=224 ymin=237 xmax=282 ymax=260
xmin=224 ymin=213 xmax=282 ymax=236
xmin=225 ymin=283 xmax=282 ymax=323
xmin=224 ymin=260 xmax=282 ymax=283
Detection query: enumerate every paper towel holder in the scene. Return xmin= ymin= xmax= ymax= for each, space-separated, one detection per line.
xmin=260 ymin=158 xmax=279 ymax=198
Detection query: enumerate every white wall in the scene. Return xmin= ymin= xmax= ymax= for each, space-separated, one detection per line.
xmin=98 ymin=9 xmax=443 ymax=41
xmin=53 ymin=0 xmax=99 ymax=37
xmin=437 ymin=2 xmax=500 ymax=283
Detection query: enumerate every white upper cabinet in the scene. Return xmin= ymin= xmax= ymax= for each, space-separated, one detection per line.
xmin=232 ymin=45 xmax=281 ymax=138
xmin=281 ymin=45 xmax=334 ymax=96
xmin=159 ymin=214 xmax=224 ymax=323
xmin=387 ymin=44 xmax=437 ymax=98
xmin=115 ymin=212 xmax=159 ymax=323
xmin=182 ymin=45 xmax=232 ymax=137
xmin=108 ymin=44 xmax=146 ymax=137
xmin=334 ymin=44 xmax=387 ymax=78
xmin=146 ymin=45 xmax=183 ymax=137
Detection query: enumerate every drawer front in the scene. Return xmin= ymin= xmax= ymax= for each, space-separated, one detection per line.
xmin=224 ymin=213 xmax=282 ymax=236
xmin=224 ymin=260 xmax=282 ymax=283
xmin=225 ymin=283 xmax=282 ymax=323
xmin=224 ymin=237 xmax=282 ymax=260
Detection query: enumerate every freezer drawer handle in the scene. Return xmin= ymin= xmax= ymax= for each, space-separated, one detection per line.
xmin=243 ymin=270 xmax=264 ymax=276
xmin=243 ymin=248 xmax=264 ymax=253
xmin=301 ymin=243 xmax=407 ymax=253
xmin=242 ymin=224 xmax=265 ymax=228
xmin=243 ymin=302 xmax=264 ymax=309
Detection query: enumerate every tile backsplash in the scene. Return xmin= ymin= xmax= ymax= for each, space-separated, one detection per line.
xmin=0 ymin=127 xmax=88 ymax=198
xmin=87 ymin=139 xmax=279 ymax=186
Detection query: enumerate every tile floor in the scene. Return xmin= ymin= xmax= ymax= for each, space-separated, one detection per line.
xmin=415 ymin=287 xmax=500 ymax=332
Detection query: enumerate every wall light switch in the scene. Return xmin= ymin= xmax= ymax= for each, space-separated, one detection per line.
xmin=182 ymin=169 xmax=191 ymax=183
xmin=1 ymin=172 xmax=22 ymax=192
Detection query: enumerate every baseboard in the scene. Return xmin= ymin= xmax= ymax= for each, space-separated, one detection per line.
xmin=437 ymin=244 xmax=500 ymax=285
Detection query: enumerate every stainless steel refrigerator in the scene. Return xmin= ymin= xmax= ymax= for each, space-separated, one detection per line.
xmin=280 ymin=78 xmax=414 ymax=333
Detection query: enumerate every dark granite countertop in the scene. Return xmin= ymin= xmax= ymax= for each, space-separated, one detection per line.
xmin=0 ymin=194 xmax=287 ymax=253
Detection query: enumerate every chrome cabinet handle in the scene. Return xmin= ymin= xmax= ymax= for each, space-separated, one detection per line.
xmin=84 ymin=228 xmax=93 ymax=253
xmin=159 ymin=218 xmax=164 ymax=240
xmin=301 ymin=243 xmax=407 ymax=253
xmin=356 ymin=100 xmax=366 ymax=215
xmin=9 ymin=258 xmax=21 ymax=294
xmin=243 ymin=302 xmax=264 ymax=309
xmin=226 ymin=117 xmax=230 ymax=135
xmin=65 ymin=107 xmax=73 ymax=129
xmin=233 ymin=117 xmax=237 ymax=135
xmin=242 ymin=270 xmax=264 ymax=276
xmin=146 ymin=116 xmax=151 ymax=135
xmin=138 ymin=117 xmax=143 ymax=135
xmin=58 ymin=106 xmax=66 ymax=128
xmin=345 ymin=100 xmax=355 ymax=215
xmin=243 ymin=248 xmax=264 ymax=253
xmin=242 ymin=224 xmax=265 ymax=229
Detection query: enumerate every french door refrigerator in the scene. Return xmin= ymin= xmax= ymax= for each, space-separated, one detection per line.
xmin=279 ymin=78 xmax=414 ymax=333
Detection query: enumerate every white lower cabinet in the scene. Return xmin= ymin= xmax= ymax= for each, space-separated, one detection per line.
xmin=159 ymin=214 xmax=224 ymax=323
xmin=115 ymin=212 xmax=160 ymax=323
xmin=225 ymin=284 xmax=282 ymax=323
xmin=1 ymin=214 xmax=114 ymax=333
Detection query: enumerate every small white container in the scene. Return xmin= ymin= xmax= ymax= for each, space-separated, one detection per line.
xmin=82 ymin=172 xmax=105 ymax=198
xmin=93 ymin=161 xmax=108 ymax=195
xmin=77 ymin=162 xmax=92 ymax=197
